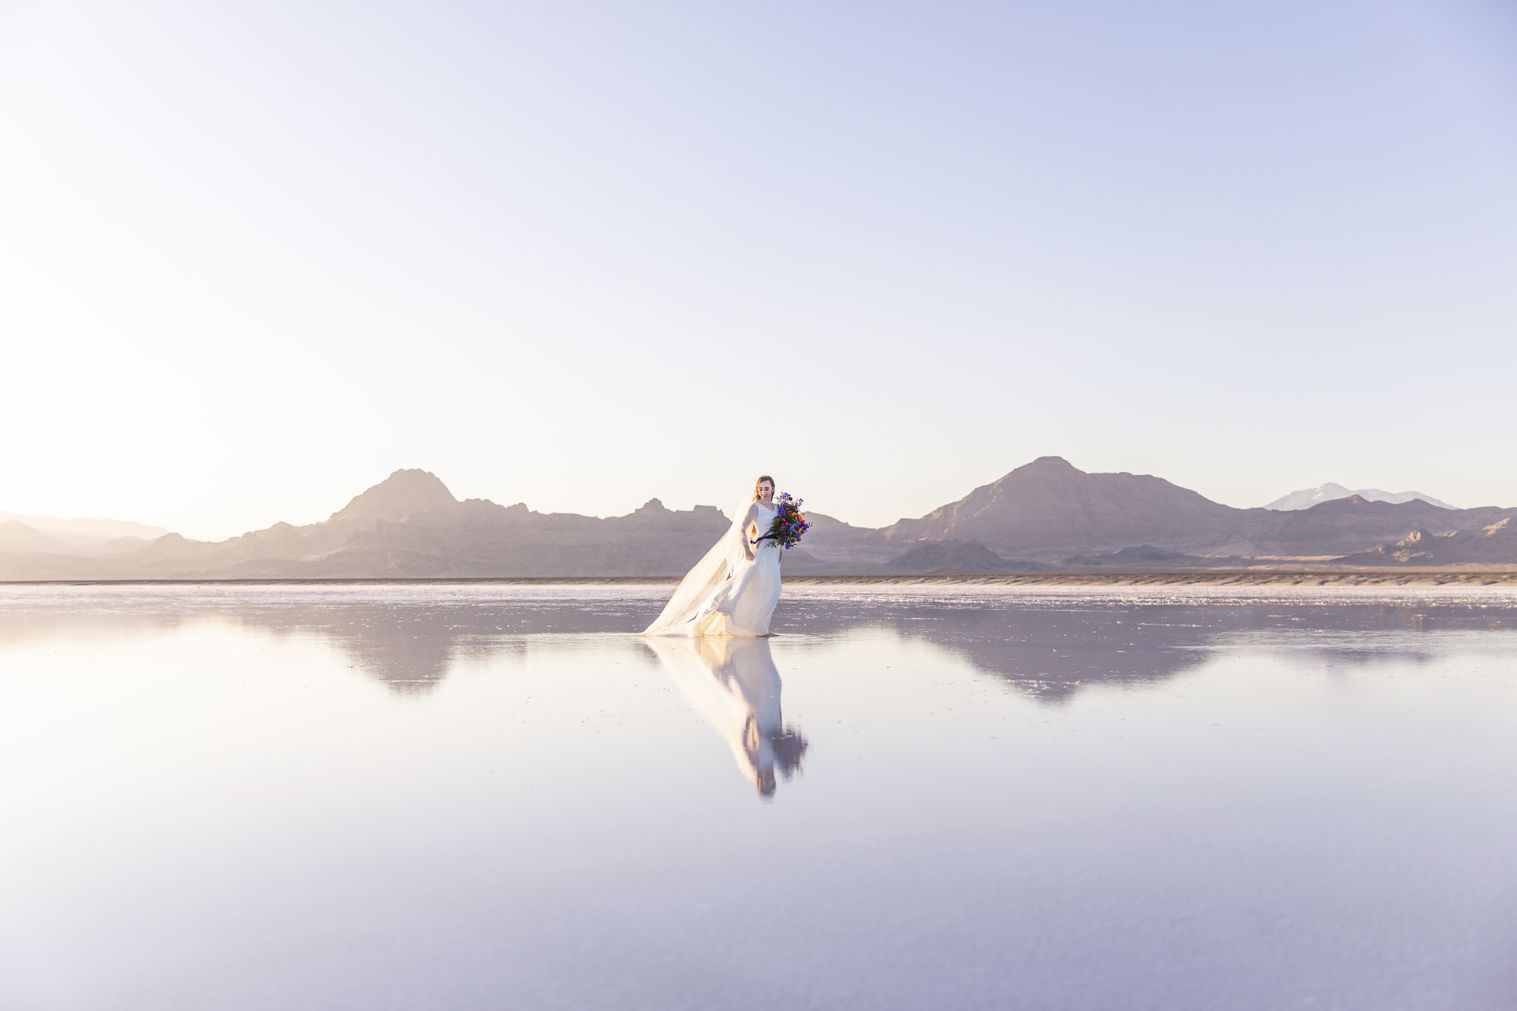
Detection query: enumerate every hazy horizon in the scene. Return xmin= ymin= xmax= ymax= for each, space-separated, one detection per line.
xmin=1 ymin=456 xmax=1503 ymax=545
xmin=4 ymin=1 xmax=1514 ymax=541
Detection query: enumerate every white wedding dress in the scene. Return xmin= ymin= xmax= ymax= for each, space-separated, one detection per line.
xmin=643 ymin=500 xmax=783 ymax=637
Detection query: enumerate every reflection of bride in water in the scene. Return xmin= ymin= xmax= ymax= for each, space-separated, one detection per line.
xmin=642 ymin=635 xmax=807 ymax=798
xmin=643 ymin=475 xmax=784 ymax=637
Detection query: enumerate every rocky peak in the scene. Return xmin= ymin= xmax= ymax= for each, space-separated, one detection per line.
xmin=138 ymin=531 xmax=205 ymax=558
xmin=982 ymin=455 xmax=1083 ymax=491
xmin=1018 ymin=455 xmax=1079 ymax=475
xmin=328 ymin=468 xmax=457 ymax=527
xmin=1309 ymin=494 xmax=1379 ymax=514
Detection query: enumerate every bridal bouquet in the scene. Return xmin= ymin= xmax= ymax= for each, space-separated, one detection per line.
xmin=753 ymin=492 xmax=810 ymax=550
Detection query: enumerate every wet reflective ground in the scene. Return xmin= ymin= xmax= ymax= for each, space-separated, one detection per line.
xmin=2 ymin=582 xmax=1515 ymax=1010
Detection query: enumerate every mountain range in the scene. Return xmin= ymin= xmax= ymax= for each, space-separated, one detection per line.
xmin=2 ymin=457 xmax=1512 ymax=580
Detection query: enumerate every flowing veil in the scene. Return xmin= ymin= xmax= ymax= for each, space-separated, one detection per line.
xmin=642 ymin=496 xmax=755 ymax=635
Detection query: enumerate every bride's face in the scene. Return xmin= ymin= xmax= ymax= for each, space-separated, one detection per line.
xmin=757 ymin=481 xmax=774 ymax=503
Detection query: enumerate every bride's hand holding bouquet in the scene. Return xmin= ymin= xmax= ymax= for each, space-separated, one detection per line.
xmin=752 ymin=492 xmax=809 ymax=551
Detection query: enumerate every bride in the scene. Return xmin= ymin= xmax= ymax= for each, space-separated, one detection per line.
xmin=643 ymin=475 xmax=784 ymax=637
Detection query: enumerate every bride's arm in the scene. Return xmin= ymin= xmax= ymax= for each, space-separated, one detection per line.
xmin=740 ymin=504 xmax=757 ymax=562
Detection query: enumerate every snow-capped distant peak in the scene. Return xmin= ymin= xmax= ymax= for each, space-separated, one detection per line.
xmin=1265 ymin=484 xmax=1454 ymax=511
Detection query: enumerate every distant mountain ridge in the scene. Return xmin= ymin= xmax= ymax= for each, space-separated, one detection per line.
xmin=0 ymin=520 xmax=71 ymax=554
xmin=0 ymin=510 xmax=170 ymax=557
xmin=1266 ymin=483 xmax=1453 ymax=511
xmin=1337 ymin=517 xmax=1517 ymax=566
xmin=2 ymin=459 xmax=1513 ymax=579
xmin=880 ymin=456 xmax=1258 ymax=557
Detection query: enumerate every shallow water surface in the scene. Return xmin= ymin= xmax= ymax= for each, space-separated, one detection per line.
xmin=2 ymin=582 xmax=1515 ymax=1010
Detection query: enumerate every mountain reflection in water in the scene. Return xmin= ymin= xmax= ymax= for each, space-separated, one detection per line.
xmin=4 ymin=582 xmax=1517 ymax=1010
xmin=2 ymin=584 xmax=1513 ymax=701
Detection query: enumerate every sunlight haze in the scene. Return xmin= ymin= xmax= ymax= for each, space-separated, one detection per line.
xmin=3 ymin=1 xmax=1513 ymax=540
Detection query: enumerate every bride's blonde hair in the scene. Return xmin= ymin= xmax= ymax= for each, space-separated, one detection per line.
xmin=753 ymin=475 xmax=775 ymax=502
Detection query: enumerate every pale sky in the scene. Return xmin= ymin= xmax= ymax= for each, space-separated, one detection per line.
xmin=3 ymin=1 xmax=1514 ymax=540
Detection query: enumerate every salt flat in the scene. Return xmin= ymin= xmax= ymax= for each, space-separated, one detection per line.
xmin=2 ymin=582 xmax=1514 ymax=1010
